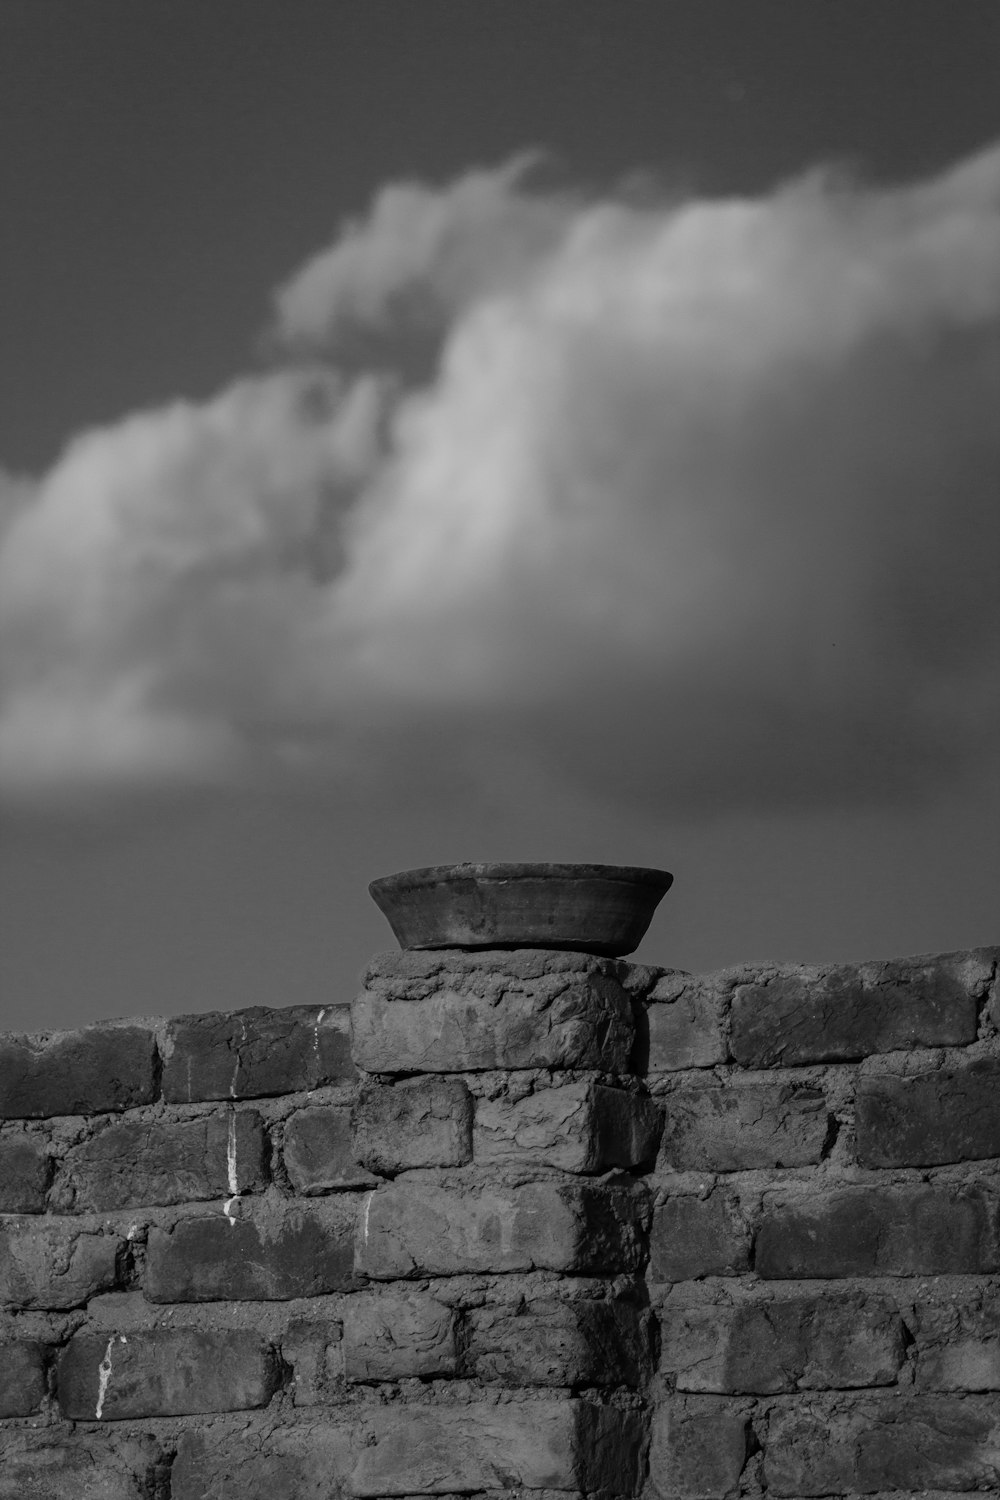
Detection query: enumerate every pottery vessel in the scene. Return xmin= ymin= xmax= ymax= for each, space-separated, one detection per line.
xmin=368 ymin=861 xmax=673 ymax=957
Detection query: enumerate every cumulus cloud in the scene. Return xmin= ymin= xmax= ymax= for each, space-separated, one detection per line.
xmin=1 ymin=144 xmax=999 ymax=810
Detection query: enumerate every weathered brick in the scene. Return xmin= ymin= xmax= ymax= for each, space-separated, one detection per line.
xmin=659 ymin=1083 xmax=828 ymax=1172
xmin=467 ymin=1296 xmax=651 ymax=1387
xmin=730 ymin=949 xmax=990 ymax=1067
xmin=281 ymin=1319 xmax=343 ymax=1405
xmin=0 ymin=1132 xmax=50 ymax=1212
xmin=173 ymin=1423 xmax=355 ymax=1500
xmin=0 ymin=1432 xmax=159 ymax=1500
xmin=0 ymin=1340 xmax=47 ymax=1415
xmin=145 ymin=1202 xmax=357 ymax=1301
xmin=50 ymin=1110 xmax=267 ymax=1212
xmin=913 ymin=1292 xmax=1000 ymax=1390
xmin=162 ymin=1003 xmax=353 ymax=1102
xmin=358 ymin=1179 xmax=648 ymax=1278
xmin=57 ymin=1327 xmax=279 ymax=1419
xmin=350 ymin=1400 xmax=645 ymax=1495
xmin=282 ymin=1105 xmax=377 ymax=1192
xmin=0 ymin=1025 xmax=157 ymax=1118
xmin=353 ymin=948 xmax=634 ymax=1073
xmin=0 ymin=1223 xmax=120 ymax=1309
xmin=474 ymin=1080 xmax=661 ymax=1173
xmin=756 ymin=1184 xmax=1000 ymax=1278
xmin=766 ymin=1395 xmax=1000 ymax=1496
xmin=856 ymin=1058 xmax=1000 ymax=1167
xmin=660 ymin=1293 xmax=904 ymax=1393
xmin=351 ymin=1076 xmax=472 ymax=1173
xmin=343 ymin=1289 xmax=457 ymax=1381
xmin=647 ymin=972 xmax=728 ymax=1071
xmin=650 ymin=1194 xmax=751 ymax=1282
xmin=647 ymin=1395 xmax=751 ymax=1500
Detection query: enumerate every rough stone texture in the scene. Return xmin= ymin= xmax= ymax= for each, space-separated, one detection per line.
xmin=730 ymin=949 xmax=992 ymax=1067
xmin=281 ymin=1318 xmax=344 ymax=1405
xmin=353 ymin=948 xmax=633 ymax=1074
xmin=647 ymin=1395 xmax=751 ymax=1500
xmin=650 ymin=1194 xmax=751 ymax=1282
xmin=358 ymin=1178 xmax=648 ymax=1278
xmin=0 ymin=1224 xmax=120 ymax=1309
xmin=659 ymin=1082 xmax=829 ymax=1172
xmin=282 ymin=1105 xmax=377 ymax=1192
xmin=856 ymin=1057 xmax=1000 ymax=1167
xmin=0 ymin=1339 xmax=47 ymax=1415
xmin=474 ymin=1080 xmax=662 ymax=1173
xmin=343 ymin=1289 xmax=457 ymax=1381
xmin=0 ymin=1132 xmax=50 ymax=1212
xmin=467 ymin=1295 xmax=651 ymax=1387
xmin=57 ymin=1327 xmax=279 ymax=1418
xmin=350 ymin=1400 xmax=645 ymax=1496
xmin=646 ymin=972 xmax=728 ymax=1071
xmin=756 ymin=1184 xmax=1000 ymax=1278
xmin=913 ymin=1292 xmax=1000 ymax=1390
xmin=0 ymin=1432 xmax=161 ymax=1500
xmin=352 ymin=1077 xmax=472 ymax=1173
xmin=172 ymin=1423 xmax=355 ymax=1500
xmin=0 ymin=1025 xmax=157 ymax=1119
xmin=660 ymin=1292 xmax=904 ymax=1393
xmin=765 ymin=1394 xmax=1000 ymax=1496
xmin=50 ymin=1110 xmax=267 ymax=1211
xmin=145 ymin=1202 xmax=357 ymax=1301
xmin=162 ymin=1003 xmax=353 ymax=1102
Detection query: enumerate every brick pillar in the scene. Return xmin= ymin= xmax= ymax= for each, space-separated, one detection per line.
xmin=348 ymin=946 xmax=662 ymax=1497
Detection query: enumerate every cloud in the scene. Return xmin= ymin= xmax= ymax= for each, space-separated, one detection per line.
xmin=1 ymin=145 xmax=999 ymax=811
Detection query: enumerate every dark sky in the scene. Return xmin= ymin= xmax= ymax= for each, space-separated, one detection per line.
xmin=1 ymin=1 xmax=998 ymax=1032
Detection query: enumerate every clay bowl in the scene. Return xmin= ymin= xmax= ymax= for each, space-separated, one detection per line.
xmin=368 ymin=862 xmax=673 ymax=958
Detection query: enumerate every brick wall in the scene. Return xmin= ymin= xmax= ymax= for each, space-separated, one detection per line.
xmin=0 ymin=942 xmax=997 ymax=1499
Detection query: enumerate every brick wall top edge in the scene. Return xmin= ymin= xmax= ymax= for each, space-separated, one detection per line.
xmin=650 ymin=944 xmax=998 ymax=996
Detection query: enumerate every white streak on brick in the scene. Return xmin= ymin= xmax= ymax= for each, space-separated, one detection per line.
xmin=312 ymin=1007 xmax=327 ymax=1089
xmin=361 ymin=1189 xmax=374 ymax=1247
xmin=229 ymin=1016 xmax=248 ymax=1098
xmin=95 ymin=1335 xmax=126 ymax=1419
xmin=224 ymin=1106 xmax=239 ymax=1226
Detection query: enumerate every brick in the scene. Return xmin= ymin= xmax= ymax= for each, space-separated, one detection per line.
xmin=0 ymin=1340 xmax=47 ymax=1415
xmin=757 ymin=1184 xmax=1000 ymax=1278
xmin=50 ymin=1110 xmax=267 ymax=1212
xmin=162 ymin=1003 xmax=353 ymax=1102
xmin=57 ymin=1327 xmax=279 ymax=1419
xmin=350 ymin=1400 xmax=645 ymax=1495
xmin=475 ymin=1080 xmax=661 ymax=1172
xmin=650 ymin=1194 xmax=751 ymax=1282
xmin=914 ymin=1293 xmax=1000 ymax=1390
xmin=343 ymin=1289 xmax=457 ymax=1381
xmin=766 ymin=1395 xmax=1000 ymax=1496
xmin=467 ymin=1296 xmax=651 ymax=1387
xmin=0 ymin=1133 xmax=50 ymax=1212
xmin=351 ymin=1077 xmax=472 ymax=1173
xmin=145 ymin=1202 xmax=357 ymax=1301
xmin=358 ymin=1179 xmax=648 ymax=1278
xmin=0 ymin=1025 xmax=157 ymax=1118
xmin=353 ymin=948 xmax=633 ymax=1073
xmin=647 ymin=972 xmax=728 ymax=1071
xmin=0 ymin=1432 xmax=159 ymax=1500
xmin=647 ymin=1395 xmax=751 ymax=1500
xmin=856 ymin=1058 xmax=1000 ymax=1167
xmin=283 ymin=1105 xmax=377 ymax=1192
xmin=660 ymin=1293 xmax=903 ymax=1393
xmin=730 ymin=950 xmax=990 ymax=1067
xmin=281 ymin=1318 xmax=343 ymax=1405
xmin=0 ymin=1223 xmax=120 ymax=1309
xmin=173 ymin=1423 xmax=355 ymax=1500
xmin=659 ymin=1083 xmax=828 ymax=1172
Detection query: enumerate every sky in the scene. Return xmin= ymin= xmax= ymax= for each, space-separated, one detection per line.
xmin=1 ymin=1 xmax=999 ymax=1033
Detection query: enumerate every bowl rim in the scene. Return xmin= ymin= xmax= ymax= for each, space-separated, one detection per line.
xmin=369 ymin=862 xmax=673 ymax=895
